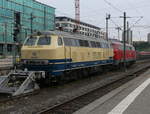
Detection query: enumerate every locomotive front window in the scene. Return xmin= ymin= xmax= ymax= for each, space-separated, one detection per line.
xmin=37 ymin=36 xmax=51 ymax=45
xmin=24 ymin=36 xmax=37 ymax=46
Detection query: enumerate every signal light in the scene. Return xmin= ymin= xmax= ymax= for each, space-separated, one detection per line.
xmin=13 ymin=26 xmax=20 ymax=42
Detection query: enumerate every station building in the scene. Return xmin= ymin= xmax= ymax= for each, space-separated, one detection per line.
xmin=0 ymin=0 xmax=55 ymax=55
xmin=55 ymin=16 xmax=106 ymax=39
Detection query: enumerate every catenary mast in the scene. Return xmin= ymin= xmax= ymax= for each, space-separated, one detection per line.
xmin=75 ymin=0 xmax=80 ymax=31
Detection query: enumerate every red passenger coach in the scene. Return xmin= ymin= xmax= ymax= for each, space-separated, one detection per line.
xmin=111 ymin=41 xmax=136 ymax=65
xmin=137 ymin=51 xmax=150 ymax=60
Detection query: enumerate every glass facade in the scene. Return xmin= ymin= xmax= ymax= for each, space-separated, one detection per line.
xmin=0 ymin=0 xmax=55 ymax=55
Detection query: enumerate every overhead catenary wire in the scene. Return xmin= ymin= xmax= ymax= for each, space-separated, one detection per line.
xmin=103 ymin=0 xmax=123 ymax=13
xmin=109 ymin=18 xmax=123 ymax=31
xmin=125 ymin=0 xmax=150 ymax=26
xmin=130 ymin=16 xmax=143 ymax=29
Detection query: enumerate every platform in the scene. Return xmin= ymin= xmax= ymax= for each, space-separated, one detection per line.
xmin=74 ymin=69 xmax=150 ymax=114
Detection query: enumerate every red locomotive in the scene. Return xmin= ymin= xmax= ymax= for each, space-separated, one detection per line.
xmin=111 ymin=40 xmax=136 ymax=66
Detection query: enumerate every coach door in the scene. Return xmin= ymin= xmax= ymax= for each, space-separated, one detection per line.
xmin=64 ymin=38 xmax=72 ymax=71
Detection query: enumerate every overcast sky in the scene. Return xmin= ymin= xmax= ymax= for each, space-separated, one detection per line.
xmin=37 ymin=0 xmax=150 ymax=41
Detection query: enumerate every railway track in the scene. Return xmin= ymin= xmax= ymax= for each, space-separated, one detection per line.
xmin=38 ymin=62 xmax=150 ymax=114
xmin=0 ymin=90 xmax=40 ymax=104
xmin=0 ymin=59 xmax=150 ymax=113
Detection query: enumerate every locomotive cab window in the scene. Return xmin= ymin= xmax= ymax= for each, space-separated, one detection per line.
xmin=58 ymin=37 xmax=63 ymax=46
xmin=24 ymin=36 xmax=37 ymax=46
xmin=37 ymin=36 xmax=51 ymax=45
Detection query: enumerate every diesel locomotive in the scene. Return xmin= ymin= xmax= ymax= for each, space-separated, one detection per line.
xmin=20 ymin=31 xmax=136 ymax=82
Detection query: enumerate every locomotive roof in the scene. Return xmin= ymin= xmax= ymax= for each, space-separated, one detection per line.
xmin=111 ymin=41 xmax=134 ymax=47
xmin=32 ymin=30 xmax=109 ymax=43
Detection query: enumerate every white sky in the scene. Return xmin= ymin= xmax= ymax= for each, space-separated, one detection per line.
xmin=37 ymin=0 xmax=150 ymax=41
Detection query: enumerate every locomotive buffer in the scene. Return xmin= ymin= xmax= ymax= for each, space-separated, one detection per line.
xmin=0 ymin=70 xmax=45 ymax=96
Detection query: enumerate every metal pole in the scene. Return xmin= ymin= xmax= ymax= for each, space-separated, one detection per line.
xmin=118 ymin=28 xmax=120 ymax=40
xmin=31 ymin=13 xmax=33 ymax=34
xmin=127 ymin=21 xmax=129 ymax=44
xmin=4 ymin=22 xmax=7 ymax=56
xmin=123 ymin=12 xmax=126 ymax=71
xmin=131 ymin=31 xmax=133 ymax=44
xmin=25 ymin=29 xmax=27 ymax=38
xmin=106 ymin=14 xmax=110 ymax=41
xmin=44 ymin=7 xmax=46 ymax=30
xmin=116 ymin=27 xmax=121 ymax=41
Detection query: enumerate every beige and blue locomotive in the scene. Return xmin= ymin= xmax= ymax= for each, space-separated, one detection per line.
xmin=21 ymin=31 xmax=114 ymax=79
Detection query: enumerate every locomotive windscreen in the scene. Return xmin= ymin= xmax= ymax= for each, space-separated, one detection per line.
xmin=24 ymin=36 xmax=37 ymax=46
xmin=24 ymin=36 xmax=51 ymax=46
xmin=37 ymin=37 xmax=51 ymax=45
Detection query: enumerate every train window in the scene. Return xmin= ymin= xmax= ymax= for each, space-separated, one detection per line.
xmin=74 ymin=39 xmax=80 ymax=46
xmin=24 ymin=36 xmax=37 ymax=46
xmin=96 ymin=42 xmax=101 ymax=48
xmin=90 ymin=41 xmax=95 ymax=48
xmin=99 ymin=42 xmax=103 ymax=48
xmin=71 ymin=39 xmax=77 ymax=46
xmin=103 ymin=43 xmax=107 ymax=48
xmin=79 ymin=40 xmax=84 ymax=47
xmin=90 ymin=41 xmax=94 ymax=47
xmin=93 ymin=42 xmax=97 ymax=47
xmin=37 ymin=36 xmax=51 ymax=45
xmin=105 ymin=43 xmax=108 ymax=48
xmin=63 ymin=38 xmax=72 ymax=46
xmin=83 ymin=40 xmax=86 ymax=47
xmin=101 ymin=42 xmax=105 ymax=48
xmin=89 ymin=41 xmax=92 ymax=47
xmin=58 ymin=38 xmax=63 ymax=46
xmin=107 ymin=43 xmax=110 ymax=48
xmin=84 ymin=40 xmax=89 ymax=47
xmin=104 ymin=43 xmax=107 ymax=48
xmin=100 ymin=42 xmax=104 ymax=48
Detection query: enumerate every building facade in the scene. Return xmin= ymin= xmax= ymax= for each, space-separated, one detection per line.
xmin=55 ymin=16 xmax=106 ymax=39
xmin=0 ymin=0 xmax=55 ymax=55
